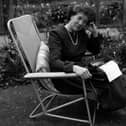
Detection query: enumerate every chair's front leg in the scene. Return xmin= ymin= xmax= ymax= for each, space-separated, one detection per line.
xmin=82 ymin=78 xmax=93 ymax=126
xmin=29 ymin=94 xmax=56 ymax=118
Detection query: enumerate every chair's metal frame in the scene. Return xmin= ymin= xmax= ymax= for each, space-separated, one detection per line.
xmin=7 ymin=15 xmax=98 ymax=126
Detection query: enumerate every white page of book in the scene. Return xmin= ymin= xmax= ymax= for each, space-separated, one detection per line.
xmin=99 ymin=60 xmax=122 ymax=82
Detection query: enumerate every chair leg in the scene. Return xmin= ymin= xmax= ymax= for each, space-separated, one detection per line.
xmin=82 ymin=78 xmax=94 ymax=126
xmin=29 ymin=93 xmax=56 ymax=118
xmin=92 ymin=102 xmax=98 ymax=126
xmin=30 ymin=80 xmax=96 ymax=126
xmin=29 ymin=102 xmax=43 ymax=118
xmin=30 ymin=90 xmax=94 ymax=125
xmin=29 ymin=94 xmax=83 ymax=119
xmin=44 ymin=97 xmax=90 ymax=123
xmin=32 ymin=82 xmax=47 ymax=114
xmin=46 ymin=113 xmax=90 ymax=123
xmin=46 ymin=97 xmax=84 ymax=113
xmin=88 ymin=79 xmax=100 ymax=126
xmin=42 ymin=94 xmax=57 ymax=109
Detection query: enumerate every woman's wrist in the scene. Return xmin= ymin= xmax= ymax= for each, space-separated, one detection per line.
xmin=73 ymin=65 xmax=92 ymax=79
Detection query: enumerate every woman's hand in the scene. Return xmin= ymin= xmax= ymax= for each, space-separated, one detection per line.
xmin=87 ymin=22 xmax=99 ymax=37
xmin=73 ymin=65 xmax=92 ymax=79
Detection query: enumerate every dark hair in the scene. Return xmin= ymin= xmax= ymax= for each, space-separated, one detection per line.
xmin=67 ymin=5 xmax=96 ymax=25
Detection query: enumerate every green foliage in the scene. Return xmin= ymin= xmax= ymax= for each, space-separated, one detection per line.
xmin=33 ymin=4 xmax=69 ymax=30
xmin=99 ymin=2 xmax=123 ymax=26
xmin=97 ymin=32 xmax=126 ymax=71
xmin=0 ymin=37 xmax=28 ymax=88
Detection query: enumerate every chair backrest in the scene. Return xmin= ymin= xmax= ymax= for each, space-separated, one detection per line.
xmin=7 ymin=15 xmax=43 ymax=72
xmin=7 ymin=15 xmax=58 ymax=92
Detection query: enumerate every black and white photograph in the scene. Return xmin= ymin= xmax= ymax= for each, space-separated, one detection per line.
xmin=1 ymin=0 xmax=126 ymax=126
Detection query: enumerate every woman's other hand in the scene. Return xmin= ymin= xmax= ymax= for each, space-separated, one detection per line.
xmin=73 ymin=65 xmax=92 ymax=79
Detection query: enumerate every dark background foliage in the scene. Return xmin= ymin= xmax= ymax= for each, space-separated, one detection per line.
xmin=0 ymin=37 xmax=28 ymax=88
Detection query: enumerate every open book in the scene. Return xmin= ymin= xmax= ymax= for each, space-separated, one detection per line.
xmin=99 ymin=60 xmax=122 ymax=82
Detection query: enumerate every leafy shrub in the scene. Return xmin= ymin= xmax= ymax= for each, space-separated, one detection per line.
xmin=97 ymin=29 xmax=126 ymax=72
xmin=0 ymin=37 xmax=28 ymax=88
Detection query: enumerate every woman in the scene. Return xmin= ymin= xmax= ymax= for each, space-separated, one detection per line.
xmin=48 ymin=5 xmax=103 ymax=93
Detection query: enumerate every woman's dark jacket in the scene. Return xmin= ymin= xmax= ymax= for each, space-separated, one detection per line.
xmin=48 ymin=25 xmax=103 ymax=93
xmin=48 ymin=25 xmax=103 ymax=73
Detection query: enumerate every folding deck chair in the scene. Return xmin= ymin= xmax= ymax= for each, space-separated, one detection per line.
xmin=7 ymin=15 xmax=99 ymax=126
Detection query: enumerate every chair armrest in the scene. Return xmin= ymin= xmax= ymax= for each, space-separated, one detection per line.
xmin=24 ymin=72 xmax=79 ymax=79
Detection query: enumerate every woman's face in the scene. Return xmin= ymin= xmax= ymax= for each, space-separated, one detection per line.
xmin=69 ymin=12 xmax=88 ymax=31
